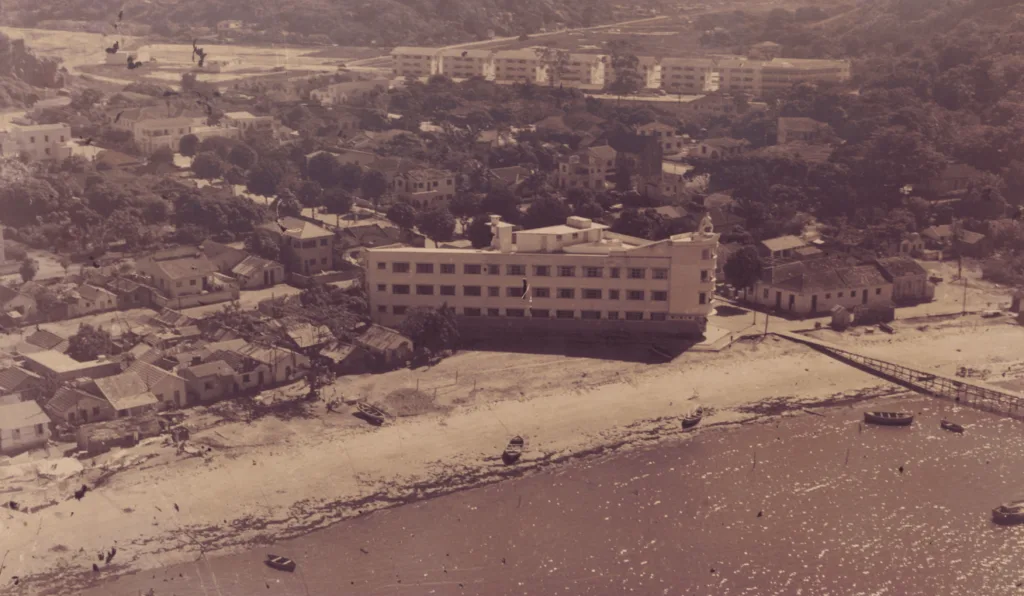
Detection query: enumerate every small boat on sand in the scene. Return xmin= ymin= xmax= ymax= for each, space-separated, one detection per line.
xmin=993 ymin=501 xmax=1024 ymax=525
xmin=682 ymin=407 xmax=704 ymax=429
xmin=502 ymin=436 xmax=525 ymax=464
xmin=940 ymin=419 xmax=964 ymax=434
xmin=864 ymin=411 xmax=913 ymax=426
xmin=265 ymin=554 xmax=296 ymax=572
xmin=356 ymin=402 xmax=387 ymax=426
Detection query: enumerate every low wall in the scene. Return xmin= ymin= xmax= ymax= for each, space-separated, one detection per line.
xmin=152 ymin=288 xmax=240 ymax=310
xmin=453 ymin=315 xmax=706 ymax=341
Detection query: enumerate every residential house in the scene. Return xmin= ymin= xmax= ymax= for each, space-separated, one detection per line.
xmin=329 ymin=148 xmax=378 ymax=167
xmin=0 ymin=123 xmax=72 ymax=161
xmin=22 ymin=350 xmax=122 ymax=383
xmin=0 ymin=366 xmax=44 ymax=399
xmin=22 ymin=329 xmax=70 ymax=354
xmin=69 ymin=284 xmax=118 ymax=318
xmin=321 ymin=343 xmax=366 ymax=375
xmin=336 ymin=112 xmax=363 ymax=138
xmin=749 ymin=258 xmax=893 ymax=316
xmin=45 ymin=385 xmax=115 ymax=425
xmin=105 ymin=278 xmax=155 ymax=310
xmin=259 ymin=217 xmax=336 ymax=275
xmin=557 ymin=145 xmax=617 ymax=190
xmin=777 ymin=116 xmax=830 ymax=144
xmin=236 ymin=343 xmax=309 ymax=384
xmin=336 ymin=223 xmax=405 ymax=263
xmin=395 ymin=168 xmax=456 ymax=208
xmin=181 ymin=360 xmax=237 ymax=403
xmin=311 ymin=78 xmax=391 ymax=106
xmin=222 ymin=111 xmax=276 ymax=135
xmin=758 ymin=235 xmax=809 ymax=261
xmin=189 ymin=124 xmax=241 ymax=144
xmin=876 ymin=257 xmax=934 ymax=304
xmin=0 ymin=401 xmax=52 ymax=455
xmin=126 ymin=359 xmax=187 ymax=409
xmin=128 ymin=116 xmax=198 ymax=153
xmin=136 ymin=247 xmax=237 ymax=306
xmin=391 ymin=47 xmax=442 ymax=78
xmin=475 ymin=129 xmax=517 ymax=153
xmin=694 ymin=137 xmax=749 ymax=159
xmin=231 ymin=256 xmax=285 ymax=289
xmin=280 ymin=321 xmax=334 ymax=353
xmin=200 ymin=239 xmax=249 ymax=271
xmin=635 ymin=122 xmax=687 ymax=154
xmin=0 ymin=284 xmax=37 ymax=323
xmin=488 ymin=165 xmax=532 ymax=188
xmin=355 ymin=324 xmax=414 ymax=369
xmin=921 ymin=225 xmax=991 ymax=258
xmin=87 ymin=373 xmax=161 ymax=418
xmin=438 ymin=49 xmax=496 ymax=80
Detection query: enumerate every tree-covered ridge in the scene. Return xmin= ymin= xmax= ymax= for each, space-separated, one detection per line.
xmin=0 ymin=32 xmax=63 ymax=108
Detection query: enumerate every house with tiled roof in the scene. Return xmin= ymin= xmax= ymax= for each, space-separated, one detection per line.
xmin=0 ymin=284 xmax=37 ymax=326
xmin=777 ymin=117 xmax=831 ymax=145
xmin=876 ymin=256 xmax=933 ymax=304
xmin=105 ymin=277 xmax=154 ymax=310
xmin=236 ymin=343 xmax=309 ymax=384
xmin=230 ymin=255 xmax=285 ymax=290
xmin=86 ymin=372 xmax=160 ymax=418
xmin=355 ymin=324 xmax=413 ymax=368
xmin=69 ymin=284 xmax=117 ymax=318
xmin=0 ymin=401 xmax=51 ymax=455
xmin=45 ymin=384 xmax=115 ymax=425
xmin=180 ymin=360 xmax=236 ymax=403
xmin=748 ymin=258 xmax=893 ymax=316
xmin=23 ymin=329 xmax=70 ymax=353
xmin=259 ymin=217 xmax=336 ymax=275
xmin=0 ymin=366 xmax=44 ymax=398
xmin=200 ymin=239 xmax=249 ymax=271
xmin=136 ymin=247 xmax=220 ymax=300
xmin=126 ymin=360 xmax=187 ymax=409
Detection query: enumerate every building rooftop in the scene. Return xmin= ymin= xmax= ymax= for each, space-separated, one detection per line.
xmin=47 ymin=386 xmax=106 ymax=416
xmin=761 ymin=235 xmax=808 ymax=252
xmin=223 ymin=111 xmax=260 ymax=119
xmin=270 ymin=216 xmax=334 ymax=240
xmin=701 ymin=137 xmax=749 ymax=149
xmin=0 ymin=400 xmax=50 ymax=430
xmin=232 ymin=255 xmax=280 ymax=277
xmin=517 ymin=222 xmax=611 ymax=236
xmin=438 ymin=48 xmax=494 ymax=58
xmin=494 ymin=49 xmax=544 ymax=61
xmin=392 ymin=46 xmax=441 ymax=55
xmin=184 ymin=360 xmax=236 ymax=378
xmin=877 ymin=256 xmax=928 ymax=278
xmin=0 ymin=366 xmax=41 ymax=393
xmin=356 ymin=324 xmax=412 ymax=354
xmin=405 ymin=168 xmax=453 ymax=183
xmin=24 ymin=329 xmax=68 ymax=351
xmin=24 ymin=350 xmax=108 ymax=373
xmin=127 ymin=359 xmax=185 ymax=388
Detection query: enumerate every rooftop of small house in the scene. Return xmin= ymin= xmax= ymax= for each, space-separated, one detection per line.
xmin=0 ymin=400 xmax=50 ymax=430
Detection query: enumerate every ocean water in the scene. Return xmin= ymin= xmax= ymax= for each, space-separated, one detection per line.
xmin=73 ymin=396 xmax=1024 ymax=596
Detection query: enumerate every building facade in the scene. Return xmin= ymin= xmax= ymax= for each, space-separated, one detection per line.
xmin=129 ymin=117 xmax=197 ymax=153
xmin=365 ymin=215 xmax=719 ymax=338
xmin=560 ymin=54 xmax=607 ymax=86
xmin=395 ymin=168 xmax=456 ymax=208
xmin=660 ymin=58 xmax=720 ymax=95
xmin=557 ymin=145 xmax=617 ymax=190
xmin=493 ymin=50 xmax=549 ymax=84
xmin=0 ymin=123 xmax=72 ymax=161
xmin=438 ymin=49 xmax=496 ymax=80
xmin=0 ymin=401 xmax=51 ymax=455
xmin=391 ymin=47 xmax=442 ymax=78
xmin=262 ymin=217 xmax=335 ymax=275
xmin=222 ymin=112 xmax=276 ymax=135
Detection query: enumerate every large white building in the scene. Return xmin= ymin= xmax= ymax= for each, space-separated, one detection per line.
xmin=560 ymin=53 xmax=608 ymax=87
xmin=365 ymin=214 xmax=719 ymax=338
xmin=438 ymin=49 xmax=496 ymax=80
xmin=391 ymin=47 xmax=443 ymax=78
xmin=493 ymin=49 xmax=549 ymax=84
xmin=0 ymin=123 xmax=72 ymax=161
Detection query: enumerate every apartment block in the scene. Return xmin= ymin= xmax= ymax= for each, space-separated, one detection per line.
xmin=493 ymin=49 xmax=549 ymax=84
xmin=0 ymin=123 xmax=72 ymax=161
xmin=660 ymin=58 xmax=720 ymax=95
xmin=438 ymin=49 xmax=496 ymax=80
xmin=394 ymin=168 xmax=456 ymax=209
xmin=365 ymin=215 xmax=719 ymax=338
xmin=128 ymin=116 xmax=197 ymax=153
xmin=638 ymin=56 xmax=663 ymax=89
xmin=560 ymin=53 xmax=608 ymax=86
xmin=557 ymin=145 xmax=617 ymax=190
xmin=760 ymin=58 xmax=851 ymax=95
xmin=222 ymin=111 xmax=276 ymax=135
xmin=391 ymin=47 xmax=442 ymax=78
xmin=260 ymin=217 xmax=335 ymax=275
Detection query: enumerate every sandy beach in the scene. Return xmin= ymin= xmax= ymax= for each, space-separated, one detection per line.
xmin=3 ymin=313 xmax=1022 ymax=595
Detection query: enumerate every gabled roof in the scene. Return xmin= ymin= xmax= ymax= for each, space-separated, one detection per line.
xmin=150 ymin=254 xmax=218 ymax=280
xmin=183 ymin=360 xmax=236 ymax=379
xmin=151 ymin=308 xmax=195 ymax=329
xmin=91 ymin=372 xmax=151 ymax=408
xmin=237 ymin=344 xmax=304 ymax=367
xmin=284 ymin=322 xmax=333 ymax=349
xmin=588 ymin=145 xmax=617 ymax=162
xmin=761 ymin=235 xmax=807 ymax=252
xmin=338 ymin=224 xmax=402 ymax=249
xmin=127 ymin=359 xmax=185 ymax=389
xmin=267 ymin=217 xmax=333 ymax=240
xmin=232 ymin=255 xmax=281 ymax=277
xmin=0 ymin=401 xmax=50 ymax=430
xmin=201 ymin=239 xmax=249 ymax=269
xmin=77 ymin=284 xmax=115 ymax=302
xmin=405 ymin=168 xmax=454 ymax=183
xmin=701 ymin=137 xmax=749 ymax=149
xmin=778 ymin=116 xmax=826 ymax=132
xmin=47 ymin=386 xmax=108 ymax=416
xmin=489 ymin=165 xmax=530 ymax=185
xmin=876 ymin=256 xmax=928 ymax=279
xmin=0 ymin=285 xmax=26 ymax=304
xmin=25 ymin=329 xmax=68 ymax=351
xmin=205 ymin=349 xmax=256 ymax=373
xmin=0 ymin=366 xmax=42 ymax=393
xmin=356 ymin=324 xmax=412 ymax=354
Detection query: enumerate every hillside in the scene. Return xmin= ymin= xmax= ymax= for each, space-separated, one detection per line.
xmin=0 ymin=31 xmax=63 ymax=108
xmin=1 ymin=0 xmax=626 ymax=47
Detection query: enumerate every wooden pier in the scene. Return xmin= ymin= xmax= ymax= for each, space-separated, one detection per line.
xmin=775 ymin=331 xmax=1024 ymax=419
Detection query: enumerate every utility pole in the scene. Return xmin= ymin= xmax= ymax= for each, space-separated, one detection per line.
xmin=763 ymin=310 xmax=770 ymax=336
xmin=962 ymin=276 xmax=968 ymax=316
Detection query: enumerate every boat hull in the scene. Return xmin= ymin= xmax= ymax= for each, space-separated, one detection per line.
xmin=265 ymin=555 xmax=296 ymax=572
xmin=993 ymin=509 xmax=1024 ymax=525
xmin=864 ymin=412 xmax=913 ymax=426
xmin=681 ymin=417 xmax=702 ymax=429
xmin=940 ymin=421 xmax=964 ymax=434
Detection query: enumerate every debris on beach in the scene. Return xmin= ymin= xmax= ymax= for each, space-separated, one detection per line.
xmin=72 ymin=485 xmax=89 ymax=501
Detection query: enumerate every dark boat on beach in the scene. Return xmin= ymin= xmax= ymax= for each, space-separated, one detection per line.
xmin=992 ymin=501 xmax=1024 ymax=525
xmin=864 ymin=411 xmax=913 ymax=426
xmin=356 ymin=402 xmax=387 ymax=426
xmin=940 ymin=419 xmax=964 ymax=434
xmin=265 ymin=554 xmax=296 ymax=572
xmin=682 ymin=407 xmax=704 ymax=429
xmin=502 ymin=436 xmax=525 ymax=464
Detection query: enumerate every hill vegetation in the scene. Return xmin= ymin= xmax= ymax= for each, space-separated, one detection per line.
xmin=0 ymin=32 xmax=64 ymax=108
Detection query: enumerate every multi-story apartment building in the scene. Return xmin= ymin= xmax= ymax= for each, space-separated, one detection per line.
xmin=560 ymin=53 xmax=608 ymax=86
xmin=760 ymin=58 xmax=851 ymax=95
xmin=557 ymin=145 xmax=617 ymax=190
xmin=635 ymin=122 xmax=687 ymax=154
xmin=394 ymin=168 xmax=456 ymax=209
xmin=714 ymin=58 xmax=762 ymax=96
xmin=0 ymin=123 xmax=72 ymax=161
xmin=657 ymin=56 xmax=850 ymax=97
xmin=129 ymin=116 xmax=197 ymax=153
xmin=637 ymin=56 xmax=663 ymax=89
xmin=391 ymin=47 xmax=442 ymax=78
xmin=365 ymin=214 xmax=719 ymax=338
xmin=260 ymin=217 xmax=335 ymax=275
xmin=660 ymin=58 xmax=720 ymax=95
xmin=493 ymin=49 xmax=549 ymax=84
xmin=438 ymin=49 xmax=496 ymax=80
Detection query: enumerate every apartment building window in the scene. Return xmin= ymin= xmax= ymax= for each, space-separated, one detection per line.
xmin=702 ymin=249 xmax=711 ymax=260
xmin=464 ymin=286 xmax=482 ymax=296
xmin=608 ymin=311 xmax=620 ymax=320
xmin=558 ymin=266 xmax=576 ymax=277
xmin=488 ymin=286 xmax=500 ymax=297
xmin=653 ymin=268 xmax=668 ymax=280
xmin=699 ymin=292 xmax=707 ymax=305
xmin=190 ymin=279 xmax=197 ymax=286
xmin=534 ymin=265 xmax=550 ymax=276
xmin=875 ymin=288 xmax=882 ymax=295
xmin=583 ymin=289 xmax=602 ymax=300
xmin=487 ymin=265 xmax=500 ymax=275
xmin=416 ymin=263 xmax=434 ymax=274
xmin=506 ymin=287 xmax=522 ymax=297
xmin=321 ymin=257 xmax=328 ymax=265
xmin=464 ymin=264 xmax=482 ymax=274
xmin=628 ymin=268 xmax=646 ymax=279
xmin=530 ymin=309 xmax=550 ymax=318
xmin=487 ymin=308 xmax=500 ymax=316
xmin=394 ymin=306 xmax=408 ymax=315
xmin=534 ymin=287 xmax=550 ymax=298
xmin=838 ymin=292 xmax=844 ymax=298
xmin=652 ymin=291 xmax=667 ymax=301
xmin=584 ymin=267 xmax=603 ymax=278
xmin=319 ymin=239 xmax=329 ymax=247
xmin=556 ymin=310 xmax=575 ymax=319
xmin=416 ymin=285 xmax=434 ymax=295
xmin=464 ymin=307 xmax=482 ymax=316
xmin=506 ymin=308 xmax=525 ymax=317
xmin=625 ymin=312 xmax=644 ymax=321
xmin=557 ymin=288 xmax=575 ymax=299
xmin=609 ymin=289 xmax=620 ymax=300
xmin=701 ymin=270 xmax=710 ymax=282
xmin=507 ymin=264 xmax=526 ymax=276
xmin=393 ymin=285 xmax=410 ymax=295
xmin=393 ymin=262 xmax=410 ymax=273
xmin=763 ymin=288 xmax=769 ymax=299
xmin=376 ymin=284 xmax=387 ymax=291
xmin=377 ymin=305 xmax=387 ymax=313
xmin=650 ymin=312 xmax=667 ymax=321
xmin=29 ymin=137 xmax=34 ymax=143
xmin=610 ymin=267 xmax=621 ymax=279
xmin=581 ymin=310 xmax=601 ymax=320
xmin=440 ymin=285 xmax=456 ymax=296
xmin=627 ymin=290 xmax=645 ymax=301
xmin=377 ymin=262 xmax=387 ymax=270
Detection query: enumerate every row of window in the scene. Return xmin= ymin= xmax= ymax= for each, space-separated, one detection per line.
xmin=762 ymin=288 xmax=883 ymax=299
xmin=378 ymin=304 xmax=670 ymax=321
xmin=9 ymin=423 xmax=47 ymax=439
xmin=380 ymin=283 xmax=673 ymax=301
xmin=380 ymin=262 xmax=672 ymax=279
xmin=292 ymin=239 xmax=330 ymax=248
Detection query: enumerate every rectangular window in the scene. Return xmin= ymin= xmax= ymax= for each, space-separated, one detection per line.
xmin=440 ymin=285 xmax=456 ymax=296
xmin=701 ymin=270 xmax=710 ymax=282
xmin=838 ymin=292 xmax=844 ymax=298
xmin=393 ymin=262 xmax=410 ymax=273
xmin=393 ymin=305 xmax=408 ymax=315
xmin=441 ymin=263 xmax=456 ymax=274
xmin=763 ymin=289 xmax=769 ymax=299
xmin=699 ymin=292 xmax=707 ymax=305
xmin=608 ymin=311 xmax=620 ymax=320
xmin=534 ymin=287 xmax=550 ymax=298
xmin=508 ymin=286 xmax=525 ymax=297
xmin=507 ymin=264 xmax=526 ymax=276
xmin=584 ymin=267 xmax=603 ymax=278
xmin=377 ymin=284 xmax=387 ymax=291
xmin=625 ymin=311 xmax=644 ymax=321
xmin=534 ymin=265 xmax=550 ymax=276
xmin=416 ymin=285 xmax=434 ymax=295
xmin=320 ymin=239 xmax=329 ymax=246
xmin=650 ymin=312 xmax=667 ymax=321
xmin=487 ymin=286 xmax=500 ymax=297
xmin=557 ymin=288 xmax=575 ymax=299
xmin=416 ymin=263 xmax=434 ymax=274
xmin=581 ymin=310 xmax=601 ymax=320
xmin=558 ymin=266 xmax=576 ymax=277
xmin=609 ymin=289 xmax=620 ymax=300
xmin=628 ymin=268 xmax=646 ymax=279
xmin=464 ymin=285 xmax=482 ymax=296
xmin=35 ymin=423 xmax=44 ymax=435
xmin=825 ymin=293 xmax=832 ymax=299
xmin=582 ymin=289 xmax=602 ymax=300
xmin=875 ymin=288 xmax=882 ymax=295
xmin=652 ymin=291 xmax=667 ymax=301
xmin=464 ymin=264 xmax=482 ymax=274
xmin=242 ymin=374 xmax=251 ymax=383
xmin=393 ymin=284 xmax=410 ymax=295
xmin=190 ymin=279 xmax=197 ymax=286
xmin=377 ymin=305 xmax=387 ymax=313
xmin=505 ymin=308 xmax=525 ymax=317
xmin=556 ymin=310 xmax=575 ymax=319
xmin=487 ymin=264 xmax=500 ymax=275
xmin=702 ymin=249 xmax=711 ymax=260
xmin=610 ymin=268 xmax=621 ymax=279
xmin=652 ymin=268 xmax=668 ymax=279
xmin=487 ymin=308 xmax=500 ymax=316
xmin=627 ymin=290 xmax=645 ymax=301
xmin=464 ymin=307 xmax=481 ymax=316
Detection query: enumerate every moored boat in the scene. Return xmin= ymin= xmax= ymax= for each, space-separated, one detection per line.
xmin=992 ymin=501 xmax=1024 ymax=525
xmin=356 ymin=402 xmax=387 ymax=426
xmin=940 ymin=419 xmax=964 ymax=434
xmin=265 ymin=554 xmax=296 ymax=572
xmin=682 ymin=407 xmax=704 ymax=429
xmin=863 ymin=411 xmax=913 ymax=426
xmin=502 ymin=436 xmax=525 ymax=464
